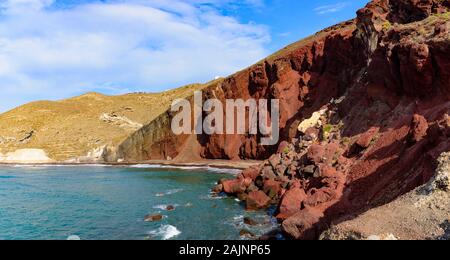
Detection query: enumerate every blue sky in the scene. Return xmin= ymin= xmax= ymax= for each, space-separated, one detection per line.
xmin=0 ymin=0 xmax=368 ymax=112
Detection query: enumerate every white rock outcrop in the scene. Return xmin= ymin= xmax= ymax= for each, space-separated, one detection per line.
xmin=100 ymin=113 xmax=143 ymax=131
xmin=298 ymin=108 xmax=327 ymax=133
xmin=0 ymin=149 xmax=53 ymax=163
xmin=65 ymin=145 xmax=108 ymax=163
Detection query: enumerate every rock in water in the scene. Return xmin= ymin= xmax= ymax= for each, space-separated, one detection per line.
xmin=244 ymin=217 xmax=259 ymax=226
xmin=144 ymin=214 xmax=163 ymax=222
xmin=239 ymin=229 xmax=255 ymax=238
xmin=212 ymin=184 xmax=223 ymax=193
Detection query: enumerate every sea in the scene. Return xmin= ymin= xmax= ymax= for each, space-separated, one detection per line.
xmin=0 ymin=164 xmax=278 ymax=240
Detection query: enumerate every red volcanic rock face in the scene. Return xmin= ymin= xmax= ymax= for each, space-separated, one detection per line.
xmin=119 ymin=0 xmax=449 ymax=163
xmin=410 ymin=114 xmax=429 ymax=143
xmin=194 ymin=21 xmax=359 ymax=160
xmin=387 ymin=0 xmax=450 ymax=24
xmin=356 ymin=127 xmax=379 ymax=149
xmin=358 ymin=0 xmax=450 ymax=26
xmin=117 ymin=0 xmax=449 ymax=240
xmin=211 ymin=0 xmax=450 ymax=240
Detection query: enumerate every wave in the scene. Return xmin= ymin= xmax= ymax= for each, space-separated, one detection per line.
xmin=155 ymin=189 xmax=183 ymax=197
xmin=67 ymin=235 xmax=81 ymax=240
xmin=7 ymin=164 xmax=112 ymax=168
xmin=152 ymin=204 xmax=179 ymax=210
xmin=199 ymin=192 xmax=226 ymax=200
xmin=205 ymin=167 xmax=242 ymax=175
xmin=129 ymin=164 xmax=165 ymax=169
xmin=2 ymin=163 xmax=242 ymax=174
xmin=131 ymin=164 xmax=206 ymax=171
xmin=148 ymin=225 xmax=181 ymax=240
xmin=130 ymin=164 xmax=241 ymax=174
xmin=233 ymin=215 xmax=244 ymax=221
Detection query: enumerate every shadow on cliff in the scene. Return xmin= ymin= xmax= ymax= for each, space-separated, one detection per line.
xmin=304 ymin=119 xmax=449 ymax=239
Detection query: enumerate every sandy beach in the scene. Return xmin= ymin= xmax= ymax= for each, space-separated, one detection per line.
xmin=0 ymin=159 xmax=261 ymax=170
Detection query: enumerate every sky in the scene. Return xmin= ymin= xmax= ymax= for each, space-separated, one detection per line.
xmin=0 ymin=0 xmax=368 ymax=112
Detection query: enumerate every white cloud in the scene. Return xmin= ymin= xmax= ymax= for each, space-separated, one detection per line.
xmin=0 ymin=0 xmax=269 ymax=111
xmin=1 ymin=0 xmax=53 ymax=11
xmin=314 ymin=2 xmax=348 ymax=15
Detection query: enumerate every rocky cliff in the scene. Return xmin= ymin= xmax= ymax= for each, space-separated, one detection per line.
xmin=210 ymin=0 xmax=450 ymax=240
xmin=117 ymin=1 xmax=449 ymax=158
xmin=116 ymin=20 xmax=362 ymax=161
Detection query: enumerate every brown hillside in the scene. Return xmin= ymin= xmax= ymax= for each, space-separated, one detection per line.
xmin=0 ymin=83 xmax=210 ymax=161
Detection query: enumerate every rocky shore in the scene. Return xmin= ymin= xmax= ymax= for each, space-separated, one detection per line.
xmin=213 ymin=0 xmax=450 ymax=240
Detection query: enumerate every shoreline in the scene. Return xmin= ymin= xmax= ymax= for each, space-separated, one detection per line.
xmin=0 ymin=159 xmax=261 ymax=170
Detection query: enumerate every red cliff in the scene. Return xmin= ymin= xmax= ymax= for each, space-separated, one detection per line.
xmin=209 ymin=0 xmax=450 ymax=239
xmin=113 ymin=0 xmax=449 ymax=239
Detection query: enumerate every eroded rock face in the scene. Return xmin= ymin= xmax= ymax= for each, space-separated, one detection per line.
xmin=117 ymin=2 xmax=449 ymax=164
xmin=388 ymin=0 xmax=450 ymax=24
xmin=115 ymin=19 xmax=361 ymax=161
xmin=211 ymin=0 xmax=450 ymax=240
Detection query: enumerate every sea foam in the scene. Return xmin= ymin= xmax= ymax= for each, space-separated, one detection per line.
xmin=153 ymin=204 xmax=179 ymax=210
xmin=149 ymin=225 xmax=181 ymax=240
xmin=67 ymin=235 xmax=81 ymax=240
xmin=155 ymin=189 xmax=183 ymax=197
xmin=130 ymin=164 xmax=241 ymax=174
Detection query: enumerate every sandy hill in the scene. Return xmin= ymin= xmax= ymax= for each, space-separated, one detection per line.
xmin=0 ymin=83 xmax=213 ymax=162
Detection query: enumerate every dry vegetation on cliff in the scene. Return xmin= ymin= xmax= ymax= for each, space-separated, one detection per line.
xmin=0 ymin=83 xmax=208 ymax=161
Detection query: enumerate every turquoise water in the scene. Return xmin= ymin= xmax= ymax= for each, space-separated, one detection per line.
xmin=0 ymin=165 xmax=277 ymax=240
